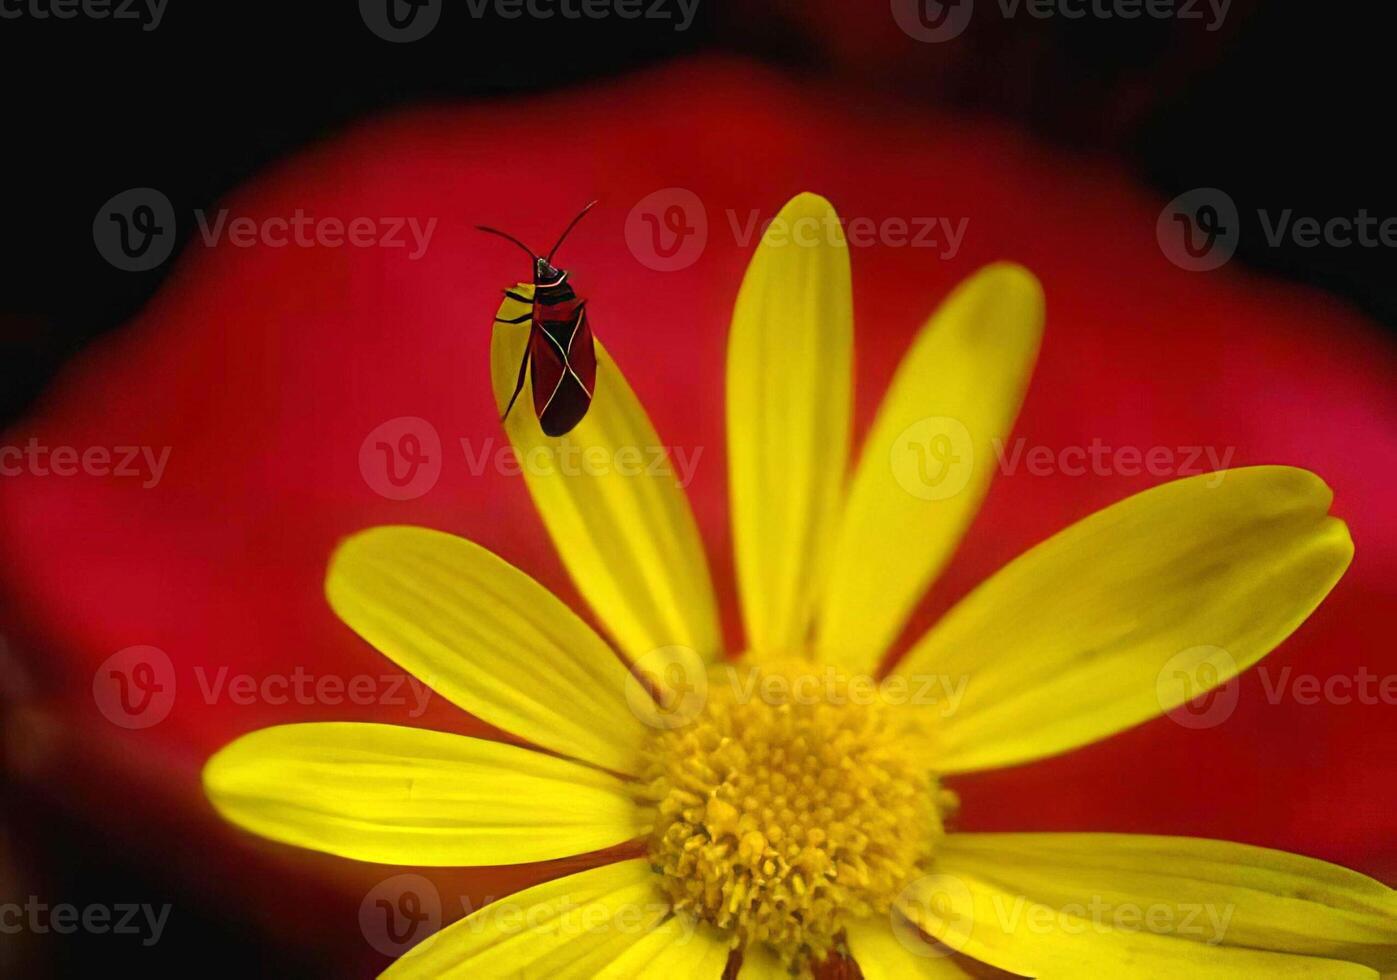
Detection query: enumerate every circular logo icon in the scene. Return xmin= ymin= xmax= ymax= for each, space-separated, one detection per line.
xmin=93 ymin=188 xmax=177 ymax=272
xmin=892 ymin=872 xmax=974 ymax=956
xmin=93 ymin=645 xmax=176 ymax=729
xmin=625 ymin=188 xmax=708 ymax=272
xmin=890 ymin=416 xmax=975 ymax=501
xmin=891 ymin=0 xmax=974 ymax=42
xmin=360 ymin=0 xmax=441 ymax=42
xmin=1156 ymin=187 xmax=1240 ymax=272
xmin=625 ymin=645 xmax=708 ymax=729
xmin=359 ymin=416 xmax=442 ymax=500
xmin=1156 ymin=645 xmax=1240 ymax=730
xmin=360 ymin=874 xmax=443 ymax=957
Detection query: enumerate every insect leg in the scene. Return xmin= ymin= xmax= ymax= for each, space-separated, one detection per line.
xmin=500 ymin=349 xmax=531 ymax=424
xmin=495 ymin=312 xmax=534 ymax=324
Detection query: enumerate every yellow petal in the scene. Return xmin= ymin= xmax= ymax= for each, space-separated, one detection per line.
xmin=816 ymin=264 xmax=1043 ymax=673
xmin=727 ymin=192 xmax=852 ymax=656
xmin=595 ymin=917 xmax=731 ymax=979
xmin=898 ymin=833 xmax=1394 ymax=978
xmin=327 ymin=525 xmax=645 ymax=774
xmin=899 ymin=466 xmax=1352 ymax=772
xmin=381 ymin=859 xmax=670 ymax=979
xmin=844 ymin=917 xmax=974 ymax=978
xmin=203 ymin=723 xmax=648 ymax=865
xmin=492 ymin=285 xmax=721 ymax=662
xmin=735 ymin=943 xmax=788 ymax=979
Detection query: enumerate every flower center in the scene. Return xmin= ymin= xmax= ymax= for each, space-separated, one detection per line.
xmin=634 ymin=658 xmax=950 ymax=968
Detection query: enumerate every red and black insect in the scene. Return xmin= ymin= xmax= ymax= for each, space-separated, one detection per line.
xmin=478 ymin=201 xmax=599 ymax=437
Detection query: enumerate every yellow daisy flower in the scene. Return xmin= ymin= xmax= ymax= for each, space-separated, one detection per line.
xmin=204 ymin=193 xmax=1397 ymax=978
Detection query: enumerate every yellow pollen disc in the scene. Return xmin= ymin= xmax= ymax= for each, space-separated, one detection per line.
xmin=634 ymin=658 xmax=951 ymax=969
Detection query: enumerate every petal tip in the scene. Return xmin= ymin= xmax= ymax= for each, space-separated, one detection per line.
xmin=977 ymin=261 xmax=1046 ymax=312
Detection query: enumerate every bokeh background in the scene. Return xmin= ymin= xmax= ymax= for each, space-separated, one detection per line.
xmin=2 ymin=2 xmax=1394 ymax=976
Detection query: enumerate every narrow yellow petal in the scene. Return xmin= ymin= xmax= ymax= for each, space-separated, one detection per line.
xmin=939 ymin=834 xmax=1397 ymax=972
xmin=735 ymin=943 xmax=788 ymax=978
xmin=327 ymin=526 xmax=646 ymax=774
xmin=899 ymin=467 xmax=1353 ymax=772
xmin=727 ymin=192 xmax=852 ymax=656
xmin=491 ymin=285 xmax=722 ymax=662
xmin=844 ymin=917 xmax=975 ymax=978
xmin=204 ymin=723 xmax=648 ymax=865
xmin=595 ymin=916 xmax=731 ymax=979
xmin=381 ymin=860 xmax=670 ymax=980
xmin=817 ymin=264 xmax=1043 ymax=673
xmin=898 ymin=834 xmax=1394 ymax=978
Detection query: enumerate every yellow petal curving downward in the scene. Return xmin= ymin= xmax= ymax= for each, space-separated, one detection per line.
xmin=203 ymin=723 xmax=648 ymax=865
xmin=817 ymin=264 xmax=1043 ymax=673
xmin=901 ymin=833 xmax=1396 ymax=978
xmin=727 ymin=192 xmax=852 ymax=657
xmin=899 ymin=466 xmax=1353 ymax=772
xmin=492 ymin=286 xmax=722 ymax=663
xmin=844 ymin=916 xmax=974 ymax=978
xmin=595 ymin=916 xmax=731 ymax=979
xmin=327 ymin=525 xmax=645 ymax=774
xmin=380 ymin=859 xmax=673 ymax=979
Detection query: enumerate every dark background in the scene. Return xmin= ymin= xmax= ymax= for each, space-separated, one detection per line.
xmin=0 ymin=1 xmax=1392 ymax=974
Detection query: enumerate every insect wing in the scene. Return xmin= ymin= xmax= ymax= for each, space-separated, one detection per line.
xmin=529 ymin=307 xmax=595 ymax=437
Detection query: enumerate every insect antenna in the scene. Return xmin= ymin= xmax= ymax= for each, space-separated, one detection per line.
xmin=475 ymin=224 xmax=539 ymax=260
xmin=546 ymin=200 xmax=599 ymax=262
